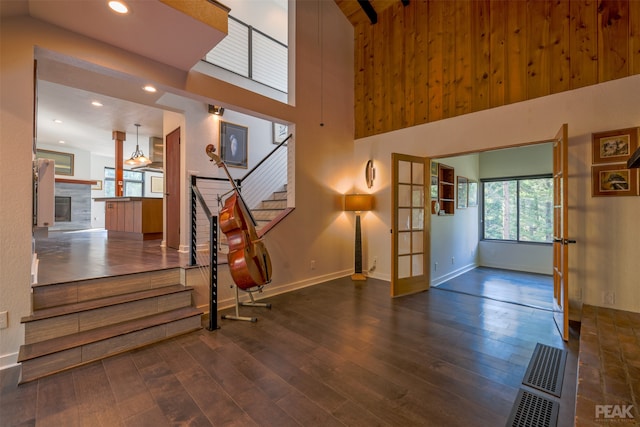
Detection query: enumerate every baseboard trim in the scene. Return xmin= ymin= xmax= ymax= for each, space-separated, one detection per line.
xmin=479 ymin=262 xmax=552 ymax=275
xmin=0 ymin=352 xmax=19 ymax=372
xmin=197 ymin=269 xmax=352 ymax=314
xmin=431 ymin=263 xmax=477 ymax=287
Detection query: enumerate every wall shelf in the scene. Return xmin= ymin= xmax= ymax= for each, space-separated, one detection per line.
xmin=438 ymin=163 xmax=455 ymax=215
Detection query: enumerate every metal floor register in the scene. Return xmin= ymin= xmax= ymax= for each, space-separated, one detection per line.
xmin=505 ymin=343 xmax=568 ymax=427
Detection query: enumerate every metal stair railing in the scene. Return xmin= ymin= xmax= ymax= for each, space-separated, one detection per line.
xmin=189 ymin=134 xmax=292 ymax=330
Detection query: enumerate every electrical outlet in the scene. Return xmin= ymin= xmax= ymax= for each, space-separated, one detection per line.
xmin=373 ymin=256 xmax=378 ymax=266
xmin=310 ymin=260 xmax=316 ymax=270
xmin=0 ymin=311 xmax=7 ymax=329
xmin=434 ymin=262 xmax=438 ymax=272
xmin=451 ymin=257 xmax=455 ymax=265
xmin=603 ymin=291 xmax=615 ymax=305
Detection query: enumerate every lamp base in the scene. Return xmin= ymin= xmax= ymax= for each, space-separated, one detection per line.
xmin=351 ymin=273 xmax=367 ymax=281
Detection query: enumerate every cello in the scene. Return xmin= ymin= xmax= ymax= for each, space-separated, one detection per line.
xmin=205 ymin=144 xmax=272 ymax=319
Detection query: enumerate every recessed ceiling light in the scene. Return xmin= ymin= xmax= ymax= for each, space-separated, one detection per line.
xmin=143 ymin=85 xmax=157 ymax=93
xmin=58 ymin=140 xmax=65 ymax=144
xmin=54 ymin=119 xmax=63 ymax=124
xmin=91 ymin=101 xmax=103 ymax=107
xmin=108 ymin=1 xmax=129 ymax=14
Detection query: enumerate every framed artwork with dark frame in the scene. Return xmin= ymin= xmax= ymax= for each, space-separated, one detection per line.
xmin=457 ymin=176 xmax=468 ymax=209
xmin=467 ymin=180 xmax=478 ymax=207
xmin=220 ymin=122 xmax=248 ymax=168
xmin=591 ymin=164 xmax=638 ymax=197
xmin=36 ymin=149 xmax=74 ymax=176
xmin=592 ymin=127 xmax=639 ymax=164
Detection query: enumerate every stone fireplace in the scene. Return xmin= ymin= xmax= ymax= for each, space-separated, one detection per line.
xmin=51 ymin=181 xmax=92 ymax=231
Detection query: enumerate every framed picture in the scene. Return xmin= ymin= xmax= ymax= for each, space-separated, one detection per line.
xmin=220 ymin=122 xmax=248 ymax=168
xmin=91 ymin=180 xmax=102 ymax=190
xmin=36 ymin=149 xmax=74 ymax=176
xmin=591 ymin=164 xmax=638 ymax=197
xmin=151 ymin=176 xmax=164 ymax=193
xmin=273 ymin=123 xmax=288 ymax=144
xmin=431 ymin=161 xmax=438 ymax=177
xmin=592 ymin=127 xmax=639 ymax=164
xmin=457 ymin=176 xmax=468 ymax=209
xmin=467 ymin=180 xmax=478 ymax=207
xmin=430 ymin=175 xmax=438 ymax=199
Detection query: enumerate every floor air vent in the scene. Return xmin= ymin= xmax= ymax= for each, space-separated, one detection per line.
xmin=522 ymin=343 xmax=567 ymax=397
xmin=506 ymin=389 xmax=559 ymax=427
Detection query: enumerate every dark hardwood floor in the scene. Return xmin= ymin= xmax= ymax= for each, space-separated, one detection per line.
xmin=1 ymin=274 xmax=578 ymax=426
xmin=34 ymin=230 xmax=190 ymax=285
xmin=436 ymin=266 xmax=554 ymax=310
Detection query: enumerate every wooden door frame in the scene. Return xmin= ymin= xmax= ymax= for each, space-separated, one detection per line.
xmin=552 ymin=123 xmax=570 ymax=341
xmin=391 ymin=153 xmax=431 ymax=297
xmin=165 ymin=127 xmax=181 ymax=250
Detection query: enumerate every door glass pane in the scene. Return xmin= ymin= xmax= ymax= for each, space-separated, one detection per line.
xmin=398 ymin=255 xmax=410 ymax=278
xmin=398 ymin=184 xmax=411 ymax=207
xmin=412 ymin=162 xmax=424 ymax=184
xmin=412 ymin=208 xmax=424 ymax=230
xmin=412 ymin=231 xmax=423 ymax=253
xmin=399 ymin=161 xmax=411 ymax=183
xmin=412 ymin=254 xmax=423 ymax=276
xmin=398 ymin=231 xmax=411 ymax=255
xmin=412 ymin=185 xmax=424 ymax=207
xmin=398 ymin=208 xmax=411 ymax=231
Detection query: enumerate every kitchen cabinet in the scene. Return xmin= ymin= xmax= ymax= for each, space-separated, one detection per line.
xmin=96 ymin=197 xmax=163 ymax=240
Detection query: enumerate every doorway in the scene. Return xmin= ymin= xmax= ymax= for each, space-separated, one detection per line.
xmin=165 ymin=127 xmax=180 ymax=250
xmin=428 ymin=142 xmax=556 ymax=311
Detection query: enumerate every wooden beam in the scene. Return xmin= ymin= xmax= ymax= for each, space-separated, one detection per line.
xmin=113 ymin=130 xmax=125 ymax=197
xmin=357 ymin=0 xmax=377 ymax=25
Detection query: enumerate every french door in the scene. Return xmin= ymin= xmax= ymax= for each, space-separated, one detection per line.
xmin=552 ymin=124 xmax=571 ymax=341
xmin=391 ymin=153 xmax=430 ymax=297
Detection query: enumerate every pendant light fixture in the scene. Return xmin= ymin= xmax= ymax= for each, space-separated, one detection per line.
xmin=125 ymin=123 xmax=150 ymax=166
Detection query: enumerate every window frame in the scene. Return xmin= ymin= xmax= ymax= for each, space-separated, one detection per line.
xmin=104 ymin=167 xmax=145 ymax=197
xmin=481 ymin=174 xmax=553 ymax=245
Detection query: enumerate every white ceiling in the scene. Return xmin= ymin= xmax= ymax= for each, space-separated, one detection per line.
xmin=3 ymin=0 xmax=286 ymax=160
xmin=28 ymin=0 xmax=227 ymax=71
xmin=20 ymin=0 xmax=227 ymax=158
xmin=37 ymin=80 xmax=166 ymax=158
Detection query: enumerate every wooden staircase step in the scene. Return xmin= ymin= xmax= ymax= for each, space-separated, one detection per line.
xmin=18 ymin=306 xmax=203 ymax=383
xmin=252 ymin=208 xmax=285 ymax=220
xmin=259 ymin=199 xmax=287 ymax=209
xmin=22 ymin=284 xmax=191 ymax=323
xmin=32 ymin=268 xmax=182 ymax=310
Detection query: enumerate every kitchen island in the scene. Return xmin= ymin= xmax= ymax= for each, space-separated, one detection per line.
xmin=94 ymin=197 xmax=163 ymax=240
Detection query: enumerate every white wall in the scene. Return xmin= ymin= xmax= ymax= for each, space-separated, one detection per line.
xmin=430 ymin=154 xmax=480 ymax=285
xmin=0 ymin=1 xmax=354 ymax=369
xmin=355 ymin=74 xmax=640 ymax=315
xmin=222 ymin=0 xmax=288 ymax=45
xmin=37 ymin=142 xmax=91 ymax=180
xmin=157 ymin=93 xmax=282 ymax=252
xmin=477 ymin=143 xmax=554 ymax=274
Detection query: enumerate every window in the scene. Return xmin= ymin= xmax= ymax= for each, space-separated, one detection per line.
xmin=482 ymin=176 xmax=553 ymax=243
xmin=104 ymin=168 xmax=144 ymax=197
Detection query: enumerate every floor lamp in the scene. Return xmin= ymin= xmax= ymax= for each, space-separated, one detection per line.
xmin=344 ymin=194 xmax=373 ymax=281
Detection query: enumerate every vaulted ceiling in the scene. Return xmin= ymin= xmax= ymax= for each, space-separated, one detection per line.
xmin=334 ymin=0 xmax=640 ymax=139
xmin=334 ymin=0 xmax=399 ymax=26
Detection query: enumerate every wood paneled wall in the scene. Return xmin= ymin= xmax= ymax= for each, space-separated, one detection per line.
xmin=341 ymin=0 xmax=640 ymax=139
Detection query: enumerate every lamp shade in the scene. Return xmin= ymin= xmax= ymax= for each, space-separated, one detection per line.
xmin=344 ymin=194 xmax=373 ymax=212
